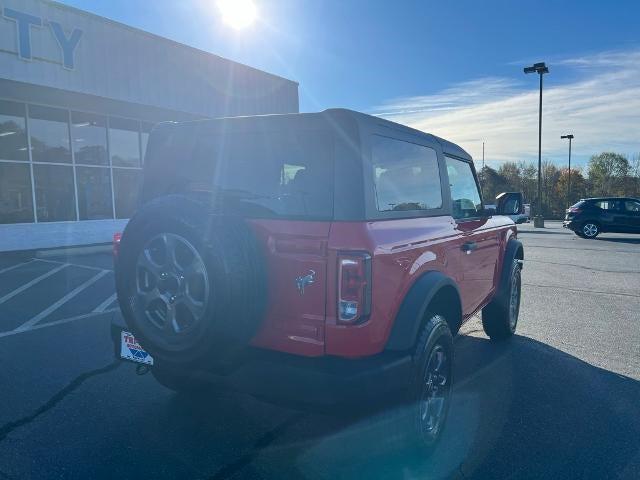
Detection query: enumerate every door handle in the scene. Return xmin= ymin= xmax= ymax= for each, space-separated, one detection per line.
xmin=461 ymin=242 xmax=477 ymax=254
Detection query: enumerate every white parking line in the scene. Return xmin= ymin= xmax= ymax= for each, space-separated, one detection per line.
xmin=93 ymin=292 xmax=117 ymax=313
xmin=35 ymin=257 xmax=111 ymax=273
xmin=0 ymin=309 xmax=118 ymax=339
xmin=0 ymin=263 xmax=68 ymax=305
xmin=0 ymin=260 xmax=35 ymax=276
xmin=14 ymin=270 xmax=110 ymax=332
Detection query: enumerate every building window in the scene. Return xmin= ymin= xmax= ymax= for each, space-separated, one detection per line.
xmin=0 ymin=163 xmax=34 ymax=224
xmin=113 ymin=168 xmax=141 ymax=219
xmin=110 ymin=117 xmax=141 ymax=167
xmin=71 ymin=111 xmax=108 ymax=166
xmin=28 ymin=105 xmax=71 ymax=163
xmin=34 ymin=164 xmax=76 ymax=222
xmin=76 ymin=167 xmax=113 ymax=220
xmin=0 ymin=100 xmax=28 ymax=162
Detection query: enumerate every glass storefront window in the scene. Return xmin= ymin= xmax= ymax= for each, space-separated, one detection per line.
xmin=76 ymin=167 xmax=113 ymax=220
xmin=0 ymin=100 xmax=28 ymax=162
xmin=34 ymin=164 xmax=76 ymax=222
xmin=29 ymin=105 xmax=72 ymax=164
xmin=0 ymin=163 xmax=34 ymax=224
xmin=110 ymin=117 xmax=140 ymax=167
xmin=113 ymin=168 xmax=141 ymax=219
xmin=72 ymin=112 xmax=108 ymax=166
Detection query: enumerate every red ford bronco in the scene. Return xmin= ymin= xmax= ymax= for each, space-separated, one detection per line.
xmin=112 ymin=109 xmax=523 ymax=450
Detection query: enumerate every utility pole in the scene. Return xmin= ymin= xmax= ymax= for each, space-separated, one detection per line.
xmin=482 ymin=141 xmax=485 ymax=170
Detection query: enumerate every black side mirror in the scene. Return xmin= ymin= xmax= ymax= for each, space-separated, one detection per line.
xmin=496 ymin=192 xmax=524 ymax=215
xmin=482 ymin=206 xmax=497 ymax=216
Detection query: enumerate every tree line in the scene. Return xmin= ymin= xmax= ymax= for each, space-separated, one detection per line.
xmin=478 ymin=152 xmax=640 ymax=218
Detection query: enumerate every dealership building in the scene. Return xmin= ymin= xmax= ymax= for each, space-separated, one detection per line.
xmin=0 ymin=0 xmax=299 ymax=251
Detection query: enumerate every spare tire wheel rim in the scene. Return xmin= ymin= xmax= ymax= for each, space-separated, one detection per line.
xmin=135 ymin=233 xmax=209 ymax=338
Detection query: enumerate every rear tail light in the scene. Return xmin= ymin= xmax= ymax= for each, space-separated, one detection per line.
xmin=337 ymin=252 xmax=371 ymax=324
xmin=113 ymin=232 xmax=122 ymax=258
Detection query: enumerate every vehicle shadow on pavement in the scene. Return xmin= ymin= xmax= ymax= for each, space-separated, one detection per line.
xmin=235 ymin=334 xmax=640 ymax=480
xmin=104 ymin=333 xmax=640 ymax=480
xmin=595 ymin=237 xmax=640 ymax=245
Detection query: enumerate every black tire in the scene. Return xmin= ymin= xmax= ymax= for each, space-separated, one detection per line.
xmin=482 ymin=260 xmax=521 ymax=340
xmin=375 ymin=314 xmax=453 ymax=455
xmin=581 ymin=221 xmax=600 ymax=238
xmin=409 ymin=314 xmax=454 ymax=449
xmin=116 ymin=194 xmax=266 ymax=366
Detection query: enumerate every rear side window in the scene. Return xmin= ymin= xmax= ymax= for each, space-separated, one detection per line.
xmin=152 ymin=127 xmax=334 ymax=220
xmin=445 ymin=156 xmax=482 ymax=219
xmin=594 ymin=200 xmax=620 ymax=210
xmin=371 ymin=135 xmax=442 ymax=212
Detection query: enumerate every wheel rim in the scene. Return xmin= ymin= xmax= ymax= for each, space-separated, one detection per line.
xmin=583 ymin=223 xmax=598 ymax=237
xmin=418 ymin=344 xmax=450 ymax=441
xmin=509 ymin=266 xmax=521 ymax=330
xmin=135 ymin=233 xmax=209 ymax=337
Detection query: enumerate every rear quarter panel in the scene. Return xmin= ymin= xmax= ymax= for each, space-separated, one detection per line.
xmin=325 ymin=216 xmax=515 ymax=358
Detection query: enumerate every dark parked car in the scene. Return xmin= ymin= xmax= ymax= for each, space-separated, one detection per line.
xmin=563 ymin=197 xmax=640 ymax=238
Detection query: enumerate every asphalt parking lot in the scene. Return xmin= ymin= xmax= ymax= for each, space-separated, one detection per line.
xmin=0 ymin=221 xmax=639 ymax=479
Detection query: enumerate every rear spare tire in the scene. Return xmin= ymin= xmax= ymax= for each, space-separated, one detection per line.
xmin=115 ymin=195 xmax=266 ymax=366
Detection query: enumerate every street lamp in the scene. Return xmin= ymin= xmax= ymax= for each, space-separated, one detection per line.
xmin=561 ymin=134 xmax=574 ymax=208
xmin=524 ymin=62 xmax=549 ymax=228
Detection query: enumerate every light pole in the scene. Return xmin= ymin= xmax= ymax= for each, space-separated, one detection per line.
xmin=561 ymin=134 xmax=574 ymax=208
xmin=524 ymin=62 xmax=549 ymax=227
xmin=482 ymin=141 xmax=485 ymax=170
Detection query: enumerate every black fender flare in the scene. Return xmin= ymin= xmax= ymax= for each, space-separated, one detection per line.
xmin=385 ymin=271 xmax=462 ymax=351
xmin=491 ymin=239 xmax=524 ymax=308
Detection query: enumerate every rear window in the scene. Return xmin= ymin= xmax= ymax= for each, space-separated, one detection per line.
xmin=371 ymin=135 xmax=442 ymax=212
xmin=152 ymin=127 xmax=334 ymax=220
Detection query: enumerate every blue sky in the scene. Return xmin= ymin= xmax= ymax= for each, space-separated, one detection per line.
xmin=62 ymin=0 xmax=640 ymax=168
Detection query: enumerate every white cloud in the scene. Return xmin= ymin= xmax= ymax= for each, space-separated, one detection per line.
xmin=372 ymin=49 xmax=640 ymax=168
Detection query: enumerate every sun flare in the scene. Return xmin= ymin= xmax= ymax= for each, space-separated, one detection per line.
xmin=217 ymin=0 xmax=258 ymax=30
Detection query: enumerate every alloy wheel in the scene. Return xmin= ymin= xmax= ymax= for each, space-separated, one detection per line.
xmin=418 ymin=343 xmax=450 ymax=443
xmin=583 ymin=223 xmax=598 ymax=237
xmin=135 ymin=233 xmax=209 ymax=336
xmin=509 ymin=265 xmax=521 ymax=330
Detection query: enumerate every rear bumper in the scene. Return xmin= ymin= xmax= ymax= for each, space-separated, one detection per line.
xmin=111 ymin=312 xmax=412 ymax=406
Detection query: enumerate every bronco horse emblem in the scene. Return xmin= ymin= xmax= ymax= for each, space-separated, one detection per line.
xmin=295 ymin=270 xmax=316 ymax=295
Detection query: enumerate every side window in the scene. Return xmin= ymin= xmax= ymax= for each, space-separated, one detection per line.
xmin=625 ymin=200 xmax=640 ymax=212
xmin=595 ymin=200 xmax=621 ymax=210
xmin=445 ymin=156 xmax=482 ymax=219
xmin=371 ymin=136 xmax=443 ymax=212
